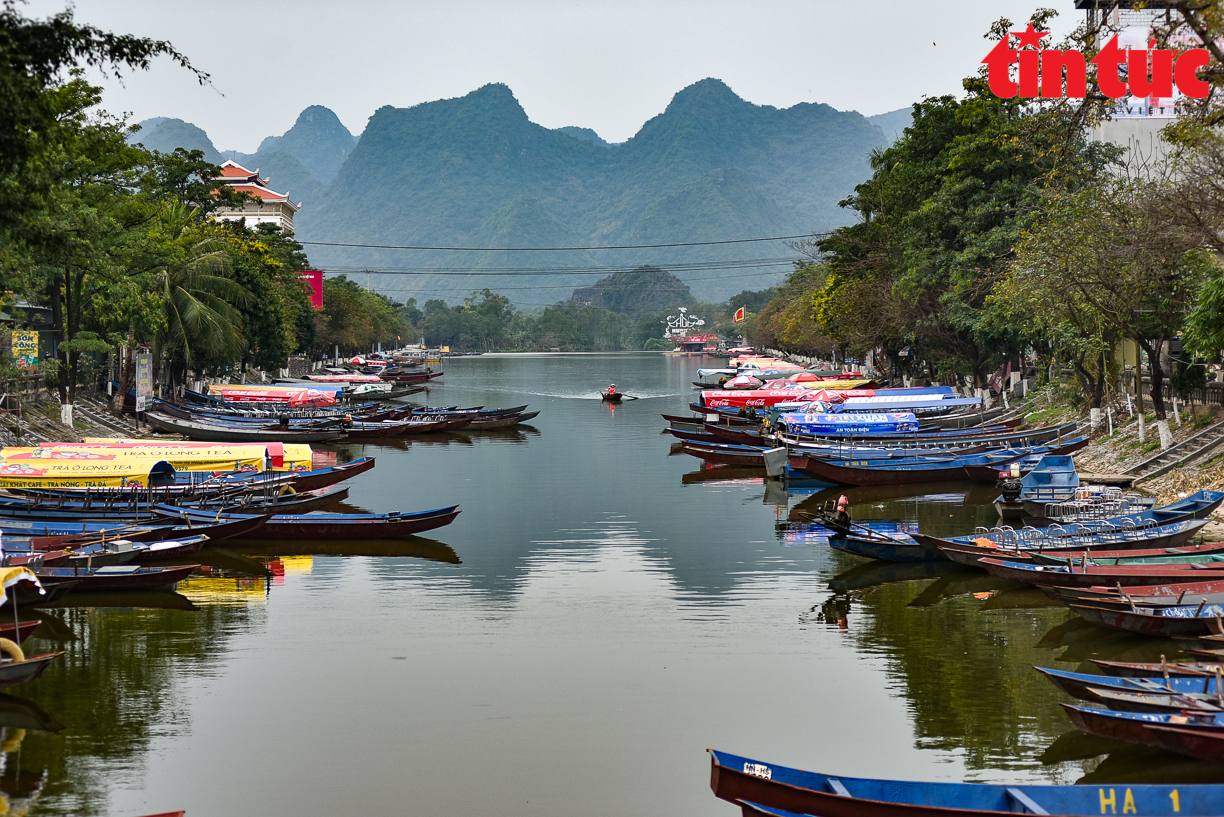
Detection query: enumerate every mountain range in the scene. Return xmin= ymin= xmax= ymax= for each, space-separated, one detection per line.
xmin=130 ymin=80 xmax=911 ymax=304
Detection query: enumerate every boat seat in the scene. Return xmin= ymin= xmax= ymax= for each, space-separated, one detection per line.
xmin=825 ymin=778 xmax=851 ymax=797
xmin=94 ymin=566 xmax=142 ymax=574
xmin=1006 ymin=787 xmax=1048 ymax=814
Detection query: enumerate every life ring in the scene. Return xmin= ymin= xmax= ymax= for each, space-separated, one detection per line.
xmin=279 ymin=485 xmax=297 ymax=496
xmin=0 ymin=638 xmax=24 ymax=663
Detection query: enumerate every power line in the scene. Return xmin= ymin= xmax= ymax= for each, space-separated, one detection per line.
xmin=299 ymin=232 xmax=826 ymax=252
xmin=369 ymin=267 xmax=794 ymax=293
xmin=321 ymin=260 xmax=794 ymax=277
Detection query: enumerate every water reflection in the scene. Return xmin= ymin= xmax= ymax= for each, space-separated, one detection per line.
xmin=17 ymin=353 xmax=1221 ymax=816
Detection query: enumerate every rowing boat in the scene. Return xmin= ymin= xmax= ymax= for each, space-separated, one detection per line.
xmin=708 ymin=748 xmax=1220 ymax=816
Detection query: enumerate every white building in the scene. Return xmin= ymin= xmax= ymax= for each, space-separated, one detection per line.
xmin=212 ymin=161 xmax=301 ymax=233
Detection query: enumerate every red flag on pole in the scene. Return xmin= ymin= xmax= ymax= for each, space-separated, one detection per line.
xmin=733 ymin=306 xmax=746 ymax=323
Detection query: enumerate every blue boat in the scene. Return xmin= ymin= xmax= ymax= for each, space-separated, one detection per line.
xmin=995 ymin=454 xmax=1078 ymax=519
xmin=709 ymin=749 xmax=1222 ymax=816
xmin=829 ymin=533 xmax=943 ymax=563
xmin=1037 ymin=666 xmax=1224 ymax=699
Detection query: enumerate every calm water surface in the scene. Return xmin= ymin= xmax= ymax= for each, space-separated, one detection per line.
xmin=9 ymin=353 xmax=1222 ymax=817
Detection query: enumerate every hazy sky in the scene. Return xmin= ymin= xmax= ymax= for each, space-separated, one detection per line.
xmin=26 ymin=1 xmax=1080 ymax=152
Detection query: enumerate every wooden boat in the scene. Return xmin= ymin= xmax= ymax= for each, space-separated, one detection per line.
xmin=1035 ymin=665 xmax=1224 ymax=701
xmin=788 ymin=444 xmax=1089 ymax=487
xmin=664 ymin=412 xmax=755 ymax=429
xmin=708 ymin=748 xmax=1220 ymax=816
xmin=33 ymin=563 xmax=199 ymax=592
xmin=144 ymin=411 xmax=346 ymax=443
xmin=0 ymin=651 xmax=63 ymax=688
xmin=286 ymin=457 xmax=376 ymax=492
xmin=171 ymin=504 xmax=461 ymax=539
xmin=0 ymin=620 xmax=43 ymax=645
xmin=939 ymin=536 xmax=1224 ymax=571
xmin=457 ymin=411 xmax=540 ymax=430
xmin=978 ymin=556 xmax=1224 ymax=588
xmin=917 ymin=519 xmax=1209 ymax=566
xmin=829 ymin=533 xmax=943 ymax=563
xmin=1080 ymin=686 xmax=1224 ymax=715
xmin=601 ymin=392 xmax=623 ymax=403
xmin=27 ymin=512 xmax=271 ymax=550
xmin=681 ymin=441 xmax=775 ymax=467
xmin=1091 ymin=659 xmax=1224 ymax=679
xmin=1028 ymin=541 xmax=1224 ymax=566
xmin=342 ymin=419 xmax=449 ymax=439
xmin=1062 ymin=704 xmax=1224 ymax=759
xmin=1067 ymin=601 xmax=1224 ymax=637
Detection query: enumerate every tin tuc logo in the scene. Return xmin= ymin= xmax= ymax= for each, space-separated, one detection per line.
xmin=982 ymin=22 xmax=1210 ymax=99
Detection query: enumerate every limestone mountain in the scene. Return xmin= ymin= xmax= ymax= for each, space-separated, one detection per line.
xmin=256 ymin=105 xmax=357 ymax=184
xmin=130 ymin=118 xmax=222 ymax=164
xmin=868 ymin=106 xmax=914 ymax=143
xmin=133 ymin=81 xmax=889 ymax=303
xmin=302 ymin=79 xmax=887 ymax=302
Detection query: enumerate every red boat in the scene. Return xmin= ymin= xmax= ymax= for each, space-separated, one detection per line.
xmin=287 ymin=457 xmax=376 ymax=492
xmin=0 ymin=620 xmax=42 ymax=644
xmin=977 ymin=557 xmax=1224 ymax=587
xmin=1063 ymin=704 xmax=1224 ymax=757
xmin=1068 ymin=601 xmax=1224 ymax=637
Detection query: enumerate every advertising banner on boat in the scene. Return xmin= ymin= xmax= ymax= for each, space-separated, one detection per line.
xmin=0 ymin=456 xmax=175 ymax=488
xmin=304 ymin=373 xmax=382 ymax=383
xmin=779 ymin=411 xmax=920 ymax=435
xmin=17 ymin=443 xmax=272 ymax=472
xmin=701 ymin=387 xmax=877 ymax=408
xmin=76 ymin=440 xmax=314 ymax=471
xmin=208 ymin=385 xmax=339 ymax=406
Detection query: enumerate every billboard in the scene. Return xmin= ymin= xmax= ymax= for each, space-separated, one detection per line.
xmin=10 ymin=331 xmax=37 ymax=368
xmin=135 ymin=351 xmax=153 ymax=412
xmin=299 ymin=270 xmax=324 ymax=310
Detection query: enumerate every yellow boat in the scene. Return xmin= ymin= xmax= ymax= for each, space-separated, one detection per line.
xmin=0 ymin=454 xmax=175 ymax=488
xmin=77 ymin=439 xmax=314 ymax=472
xmin=10 ymin=443 xmax=267 ymax=473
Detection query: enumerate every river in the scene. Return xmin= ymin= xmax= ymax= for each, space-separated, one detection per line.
xmin=11 ymin=352 xmax=1223 ymax=816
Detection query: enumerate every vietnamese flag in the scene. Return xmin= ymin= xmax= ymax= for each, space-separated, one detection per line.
xmin=733 ymin=306 xmax=746 ymax=323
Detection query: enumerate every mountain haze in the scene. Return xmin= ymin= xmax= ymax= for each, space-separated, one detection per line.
xmin=303 ymin=79 xmax=887 ymax=302
xmin=133 ymin=81 xmax=890 ymax=303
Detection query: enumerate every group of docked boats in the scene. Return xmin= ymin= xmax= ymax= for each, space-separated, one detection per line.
xmin=0 ymin=372 xmax=543 ymax=695
xmin=0 ymin=403 xmax=488 ymax=692
xmin=687 ymin=366 xmax=1224 ymax=813
xmin=667 ymin=380 xmax=1084 ymax=488
xmin=138 ymin=389 xmax=539 ymax=444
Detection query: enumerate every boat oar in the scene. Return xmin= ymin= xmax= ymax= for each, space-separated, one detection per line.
xmin=621 ymin=394 xmax=640 ymax=400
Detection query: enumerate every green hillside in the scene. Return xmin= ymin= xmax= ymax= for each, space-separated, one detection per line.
xmin=257 ymin=105 xmax=356 ymax=183
xmin=130 ymin=118 xmax=222 ymax=164
xmin=868 ymin=106 xmax=915 ymax=143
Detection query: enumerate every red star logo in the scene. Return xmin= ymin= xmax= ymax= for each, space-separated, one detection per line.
xmin=1012 ymin=22 xmax=1049 ymax=49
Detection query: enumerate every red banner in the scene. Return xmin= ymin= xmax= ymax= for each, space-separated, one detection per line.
xmin=299 ymin=270 xmax=323 ymax=310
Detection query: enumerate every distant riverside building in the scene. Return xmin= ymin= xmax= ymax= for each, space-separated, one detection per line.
xmin=212 ymin=160 xmax=301 ymax=233
xmin=1075 ymin=0 xmax=1180 ymax=168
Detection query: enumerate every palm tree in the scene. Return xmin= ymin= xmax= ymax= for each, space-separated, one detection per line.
xmin=151 ymin=201 xmax=251 ymax=394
